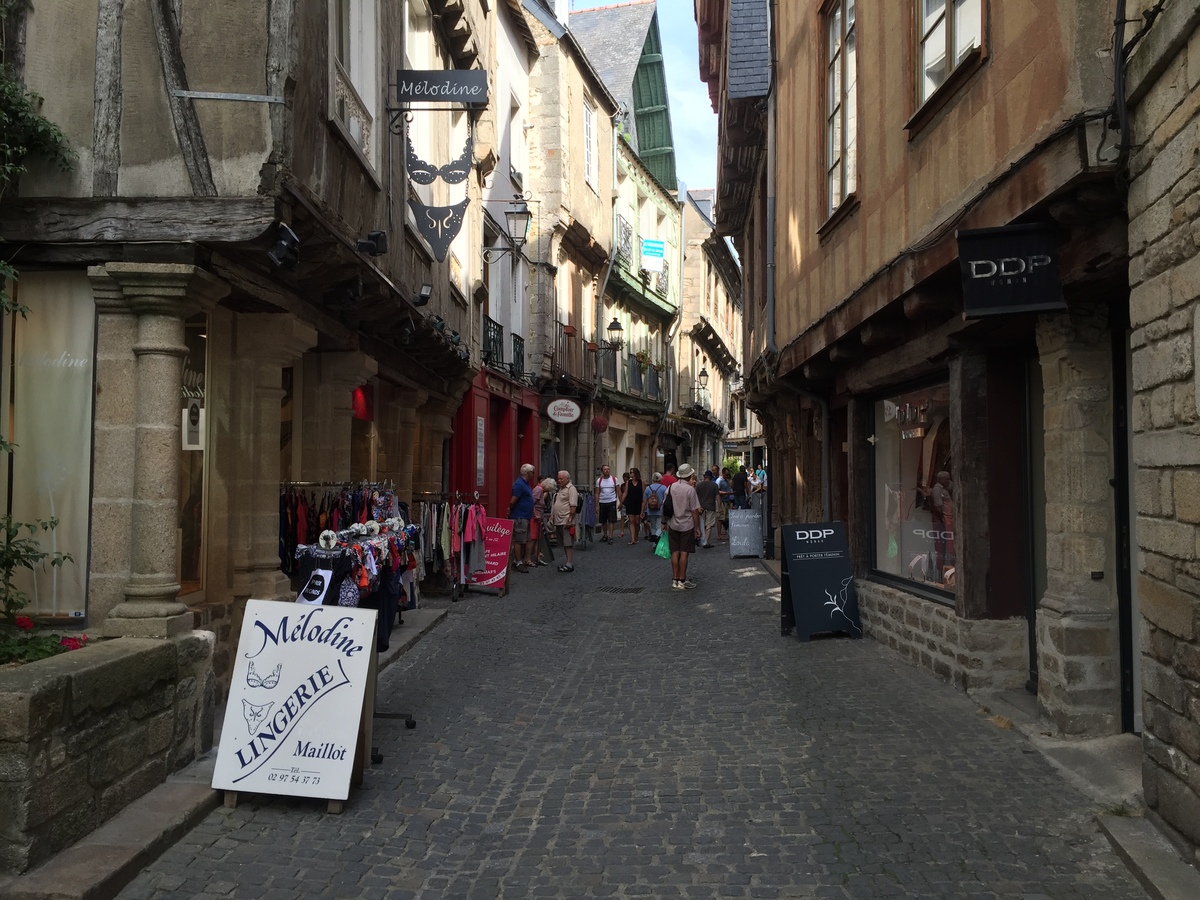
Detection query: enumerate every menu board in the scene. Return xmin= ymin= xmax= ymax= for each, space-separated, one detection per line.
xmin=727 ymin=508 xmax=764 ymax=558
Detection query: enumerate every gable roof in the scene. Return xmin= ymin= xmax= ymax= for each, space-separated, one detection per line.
xmin=569 ymin=1 xmax=677 ymax=190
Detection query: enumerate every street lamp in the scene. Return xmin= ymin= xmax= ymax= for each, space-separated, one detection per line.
xmin=483 ymin=199 xmax=533 ymax=263
xmin=606 ymin=317 xmax=623 ymax=350
xmin=698 ymin=367 xmax=709 ymax=389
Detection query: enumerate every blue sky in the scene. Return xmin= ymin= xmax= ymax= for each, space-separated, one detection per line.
xmin=570 ymin=0 xmax=719 ymax=193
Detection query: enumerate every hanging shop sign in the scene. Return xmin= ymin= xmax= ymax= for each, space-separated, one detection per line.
xmin=408 ymin=198 xmax=469 ymax=263
xmin=212 ymin=601 xmax=377 ymax=801
xmin=395 ymin=69 xmax=489 ymax=106
xmin=546 ymin=398 xmax=582 ymax=424
xmin=779 ymin=522 xmax=862 ymax=642
xmin=956 ymin=223 xmax=1066 ymax=318
xmin=468 ymin=517 xmax=514 ymax=594
xmin=640 ymin=238 xmax=666 ymax=274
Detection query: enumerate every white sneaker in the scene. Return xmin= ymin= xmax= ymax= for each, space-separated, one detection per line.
xmin=672 ymin=580 xmax=684 ymax=589
xmin=680 ymin=580 xmax=697 ymax=590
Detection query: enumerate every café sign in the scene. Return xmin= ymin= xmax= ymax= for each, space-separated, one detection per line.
xmin=546 ymin=398 xmax=582 ymax=424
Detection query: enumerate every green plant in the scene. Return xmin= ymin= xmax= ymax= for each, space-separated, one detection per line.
xmin=0 ymin=614 xmax=88 ymax=664
xmin=721 ymin=455 xmax=742 ymax=475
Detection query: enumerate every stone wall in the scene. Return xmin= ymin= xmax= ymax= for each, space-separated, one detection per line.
xmin=0 ymin=634 xmax=215 ymax=874
xmin=858 ymin=582 xmax=1028 ymax=693
xmin=1125 ymin=2 xmax=1200 ymax=853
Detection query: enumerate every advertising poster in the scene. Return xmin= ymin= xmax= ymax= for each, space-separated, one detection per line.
xmin=468 ymin=516 xmax=514 ymax=593
xmin=780 ymin=522 xmax=862 ymax=642
xmin=212 ymin=601 xmax=377 ymax=801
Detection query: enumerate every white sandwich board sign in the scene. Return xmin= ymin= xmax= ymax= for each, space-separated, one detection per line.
xmin=212 ymin=600 xmax=377 ymax=801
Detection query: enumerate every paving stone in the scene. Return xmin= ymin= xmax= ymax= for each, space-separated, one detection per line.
xmin=116 ymin=547 xmax=1148 ymax=898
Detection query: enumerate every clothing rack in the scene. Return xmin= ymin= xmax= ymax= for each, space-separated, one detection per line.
xmin=283 ymin=479 xmax=396 ymax=489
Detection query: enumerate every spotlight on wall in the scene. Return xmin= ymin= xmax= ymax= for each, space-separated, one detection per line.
xmin=415 ymin=283 xmax=433 ymax=307
xmin=457 ymin=347 xmax=469 ymax=361
xmin=449 ymin=331 xmax=462 ymax=345
xmin=267 ymin=223 xmax=300 ymax=270
xmin=356 ymin=230 xmax=388 ymax=256
xmin=430 ymin=314 xmax=446 ymax=332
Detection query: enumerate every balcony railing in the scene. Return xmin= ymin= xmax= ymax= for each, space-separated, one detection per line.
xmin=483 ymin=315 xmax=505 ymax=371
xmin=510 ymin=333 xmax=525 ymax=379
xmin=552 ymin=321 xmax=592 ymax=383
xmin=654 ymin=259 xmax=670 ymax=296
xmin=599 ymin=349 xmax=618 ymax=385
xmin=646 ymin=366 xmax=661 ymax=401
xmin=628 ymin=358 xmax=644 ymax=395
xmin=687 ymin=387 xmax=713 ymax=410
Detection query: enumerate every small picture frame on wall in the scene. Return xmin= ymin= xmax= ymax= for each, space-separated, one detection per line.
xmin=182 ymin=401 xmax=205 ymax=451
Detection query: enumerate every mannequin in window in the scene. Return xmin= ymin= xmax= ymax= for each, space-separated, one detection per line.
xmin=930 ymin=470 xmax=954 ymax=575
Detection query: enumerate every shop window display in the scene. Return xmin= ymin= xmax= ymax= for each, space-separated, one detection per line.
xmin=873 ymin=382 xmax=956 ymax=594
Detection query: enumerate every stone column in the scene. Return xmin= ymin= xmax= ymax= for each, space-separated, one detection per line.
xmin=234 ymin=316 xmax=317 ymax=599
xmin=299 ymin=351 xmax=378 ymax=483
xmin=950 ymin=351 xmax=991 ymax=620
xmin=395 ymin=391 xmax=427 ymax=501
xmin=1035 ymin=304 xmax=1119 ymax=735
xmin=418 ymin=402 xmax=455 ymax=496
xmin=101 ymin=263 xmax=229 ymax=637
xmin=86 ymin=269 xmax=137 ymax=627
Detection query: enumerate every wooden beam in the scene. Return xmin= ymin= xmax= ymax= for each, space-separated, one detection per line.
xmin=803 ymin=360 xmax=835 ymax=382
xmin=0 ymin=198 xmax=278 ymax=243
xmin=93 ymin=0 xmax=123 ymax=196
xmin=828 ymin=341 xmax=863 ymax=363
xmin=860 ymin=321 xmax=906 ymax=347
xmin=902 ymin=289 xmax=956 ymax=321
xmin=149 ymin=0 xmax=217 ymax=196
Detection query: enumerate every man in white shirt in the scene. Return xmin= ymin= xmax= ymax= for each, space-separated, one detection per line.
xmin=595 ymin=464 xmax=620 ymax=544
xmin=665 ymin=464 xmax=702 ymax=590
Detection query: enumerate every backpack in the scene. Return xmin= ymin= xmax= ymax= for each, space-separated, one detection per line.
xmin=662 ymin=484 xmax=675 ymax=519
xmin=646 ymin=487 xmax=661 ymax=511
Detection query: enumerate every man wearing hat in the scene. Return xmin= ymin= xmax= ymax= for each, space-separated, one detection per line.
xmin=664 ymin=464 xmax=702 ymax=589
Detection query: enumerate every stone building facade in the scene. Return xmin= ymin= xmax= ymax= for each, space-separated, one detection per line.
xmin=1124 ymin=0 xmax=1200 ymax=854
xmin=701 ymin=0 xmax=1139 ymax=732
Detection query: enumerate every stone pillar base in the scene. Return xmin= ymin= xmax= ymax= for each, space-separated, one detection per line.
xmin=101 ymin=606 xmax=194 ymax=638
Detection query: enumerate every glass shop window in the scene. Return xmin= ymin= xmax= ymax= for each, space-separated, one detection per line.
xmin=872 ymin=381 xmax=956 ymax=596
xmin=179 ymin=314 xmax=208 ymax=597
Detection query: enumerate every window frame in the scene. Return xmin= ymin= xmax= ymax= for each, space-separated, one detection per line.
xmin=821 ymin=0 xmax=858 ymax=222
xmin=583 ymin=98 xmax=599 ymax=191
xmin=906 ymin=0 xmax=987 ymax=138
xmin=328 ymin=0 xmax=381 ymax=185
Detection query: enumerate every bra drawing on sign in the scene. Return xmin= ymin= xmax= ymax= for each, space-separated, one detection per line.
xmin=406 ymin=133 xmax=473 ymax=185
xmin=246 ymin=660 xmax=282 ymax=689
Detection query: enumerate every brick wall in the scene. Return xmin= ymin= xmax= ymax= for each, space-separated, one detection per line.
xmin=1126 ymin=2 xmax=1200 ymax=852
xmin=857 ymin=582 xmax=1028 ymax=693
xmin=0 ymin=635 xmax=215 ymax=874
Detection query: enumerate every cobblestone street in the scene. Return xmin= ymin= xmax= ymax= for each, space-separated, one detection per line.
xmin=118 ymin=539 xmax=1147 ymax=899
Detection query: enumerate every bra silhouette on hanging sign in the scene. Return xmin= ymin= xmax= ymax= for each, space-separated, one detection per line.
xmin=406 ymin=133 xmax=473 ymax=185
xmin=408 ymin=197 xmax=469 ymax=262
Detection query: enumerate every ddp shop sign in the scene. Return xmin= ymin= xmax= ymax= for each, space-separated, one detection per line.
xmin=956 ymin=223 xmax=1066 ymax=318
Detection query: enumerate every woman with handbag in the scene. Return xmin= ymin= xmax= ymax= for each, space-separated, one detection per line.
xmin=620 ymin=468 xmax=646 ymax=544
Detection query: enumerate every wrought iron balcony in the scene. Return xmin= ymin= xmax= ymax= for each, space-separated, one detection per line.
xmin=483 ymin=315 xmax=505 ymax=371
xmin=599 ymin=348 xmax=618 ymax=385
xmin=688 ymin=386 xmax=713 ymax=410
xmin=510 ymin=333 xmax=525 ymax=380
xmin=628 ymin=358 xmax=644 ymax=395
xmin=552 ymin=321 xmax=592 ymax=384
xmin=646 ymin=366 xmax=661 ymax=401
xmin=654 ymin=259 xmax=670 ymax=296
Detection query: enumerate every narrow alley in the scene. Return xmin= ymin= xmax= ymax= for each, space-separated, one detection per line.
xmin=118 ymin=543 xmax=1146 ymax=899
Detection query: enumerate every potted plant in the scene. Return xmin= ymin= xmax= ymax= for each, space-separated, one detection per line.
xmin=633 ymin=349 xmax=651 ymax=370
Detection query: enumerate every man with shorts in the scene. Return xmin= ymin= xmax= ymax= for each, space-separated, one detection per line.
xmin=551 ymin=470 xmax=579 ymax=573
xmin=508 ymin=463 xmax=536 ymax=572
xmin=665 ymin=464 xmax=702 ymax=590
xmin=596 ymin=464 xmax=620 ymax=544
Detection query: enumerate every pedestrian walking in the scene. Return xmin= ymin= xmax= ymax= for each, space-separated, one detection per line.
xmin=716 ymin=467 xmax=733 ymax=541
xmin=551 ymin=470 xmax=579 ymax=573
xmin=732 ymin=464 xmax=751 ymax=509
xmin=695 ymin=470 xmax=720 ymax=548
xmin=665 ymin=463 xmax=702 ymax=589
xmin=644 ymin=472 xmax=666 ymax=548
xmin=530 ymin=476 xmax=553 ymax=567
xmin=596 ymin=464 xmax=619 ymax=544
xmin=508 ymin=463 xmax=536 ymax=572
xmin=660 ymin=462 xmax=678 ymax=488
xmin=621 ymin=467 xmax=645 ymax=544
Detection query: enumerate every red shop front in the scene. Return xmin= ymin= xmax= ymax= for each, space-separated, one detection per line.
xmin=449 ymin=369 xmax=541 ymax=516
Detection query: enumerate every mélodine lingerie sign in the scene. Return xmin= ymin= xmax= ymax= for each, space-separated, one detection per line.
xmin=395 ymin=69 xmax=488 ymax=105
xmin=212 ymin=601 xmax=377 ymax=801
